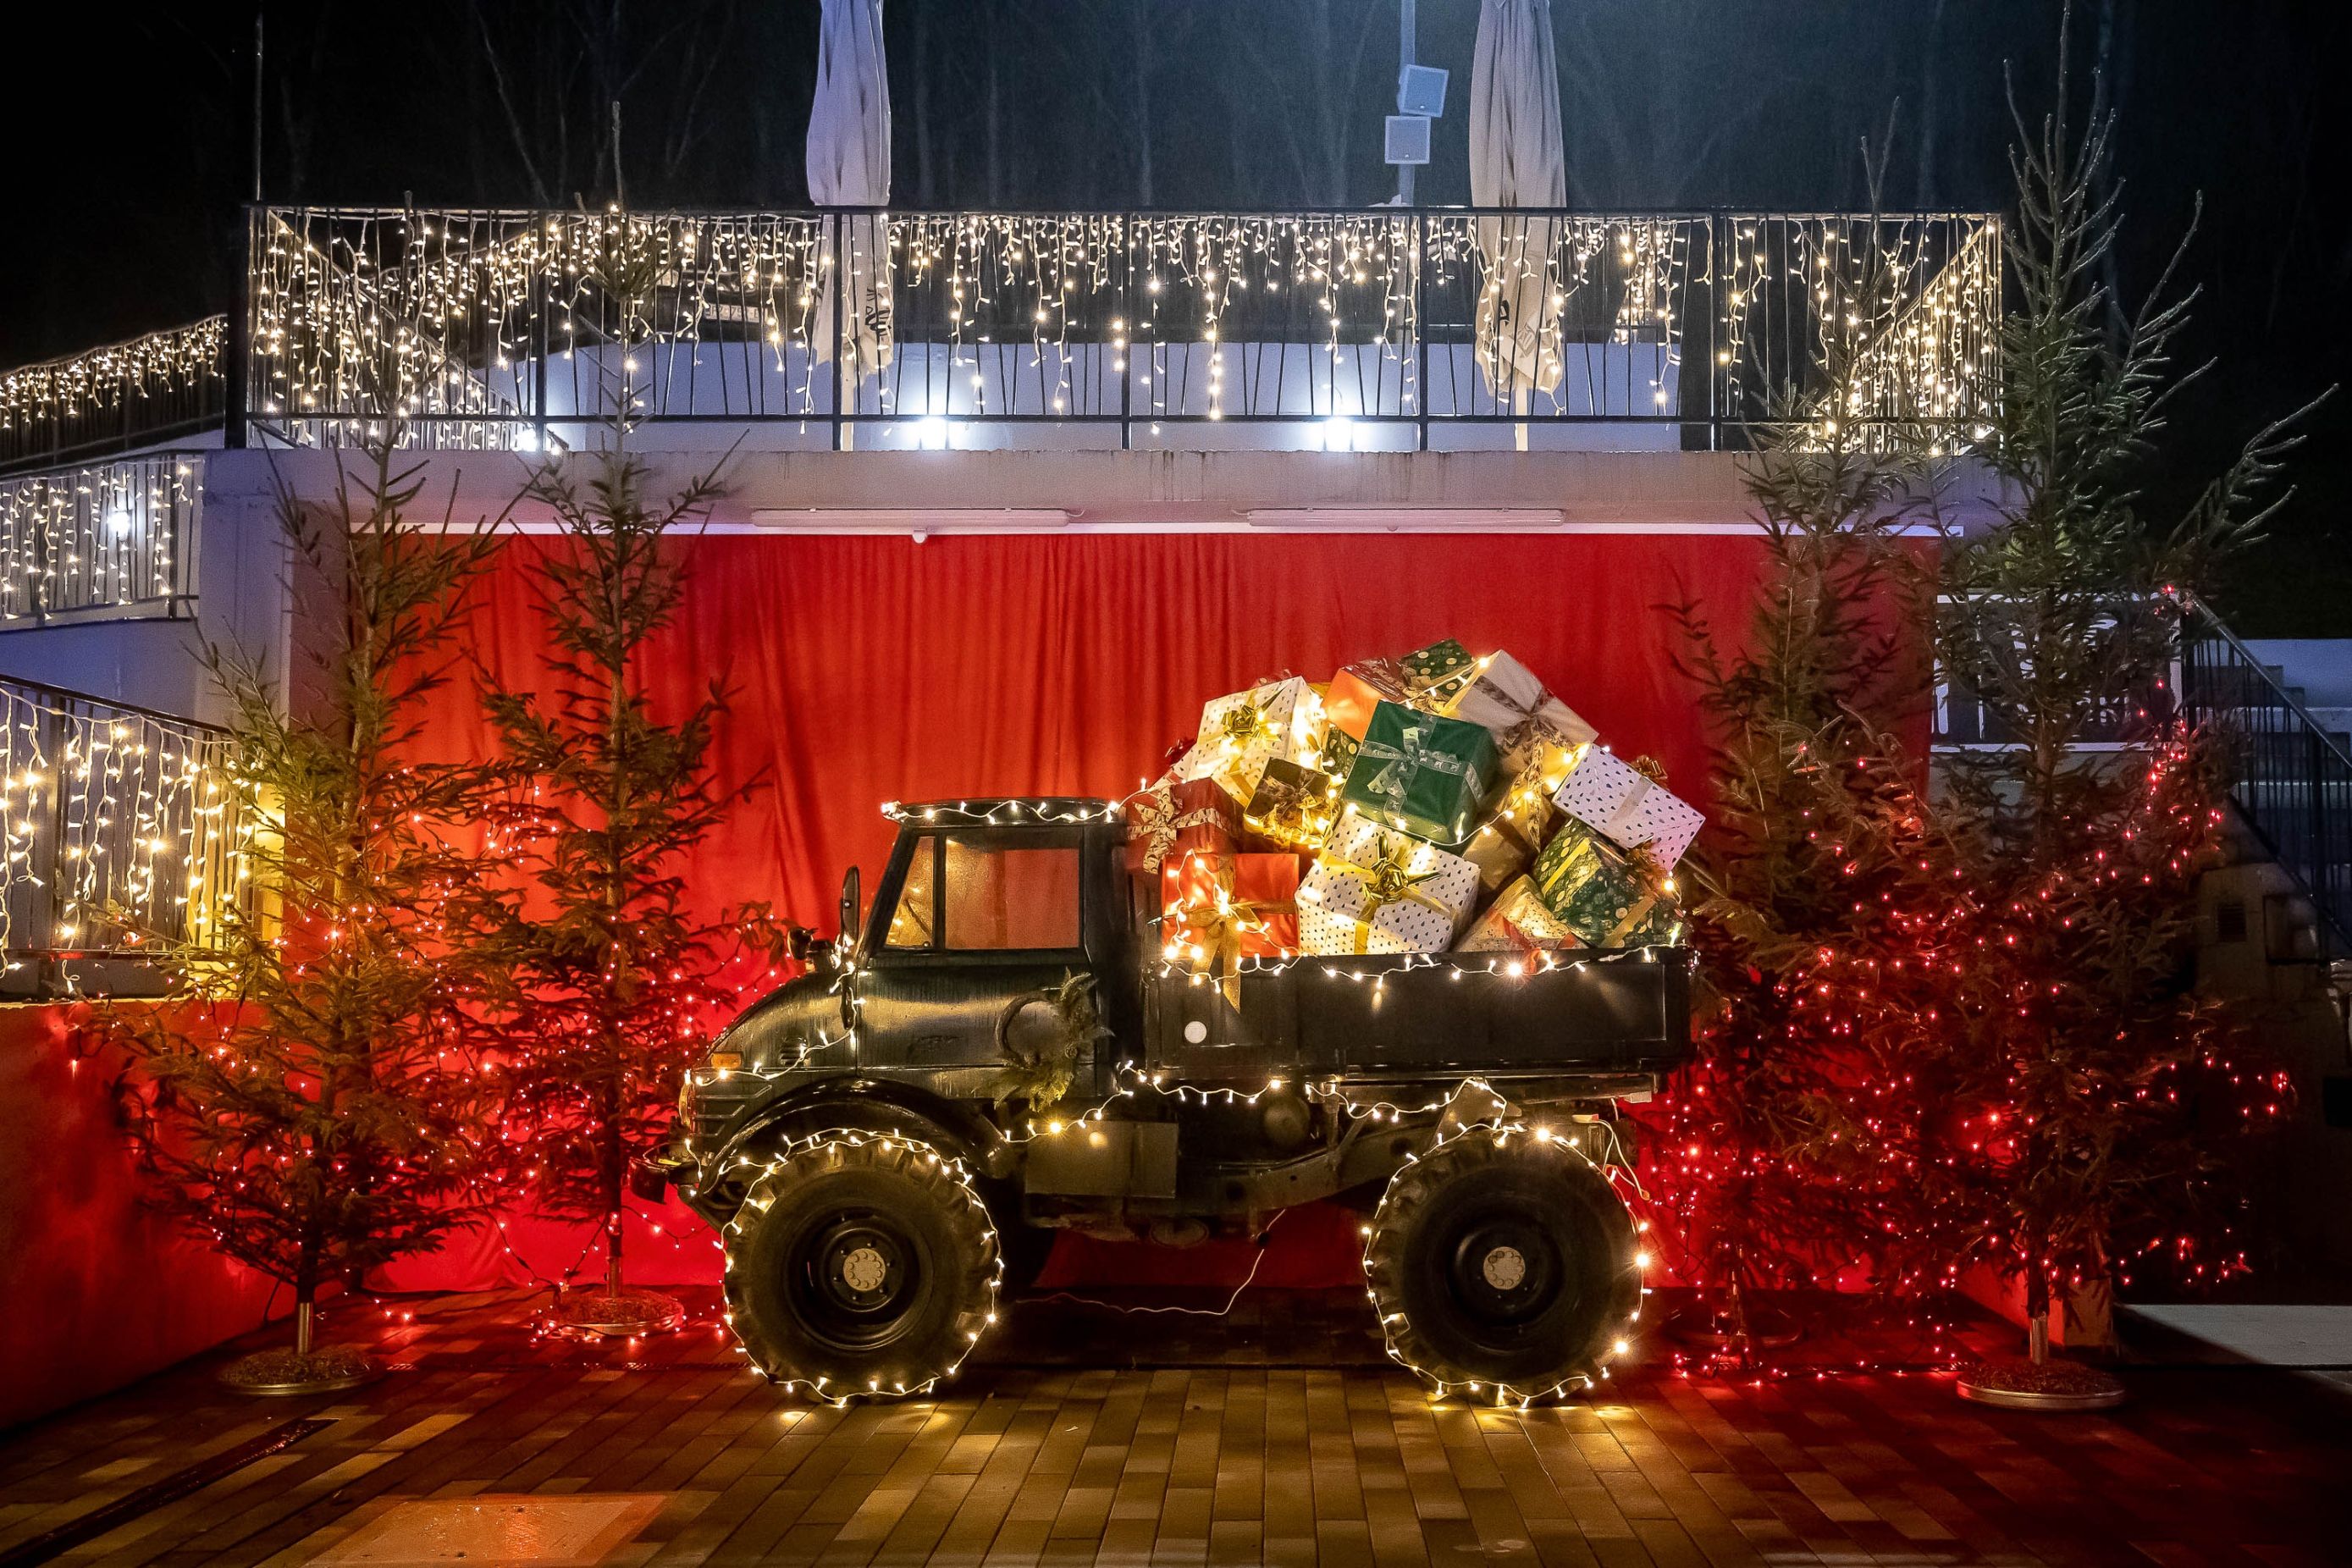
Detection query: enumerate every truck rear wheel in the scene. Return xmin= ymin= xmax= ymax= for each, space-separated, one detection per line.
xmin=723 ymin=1131 xmax=1000 ymax=1401
xmin=1363 ymin=1126 xmax=1640 ymax=1403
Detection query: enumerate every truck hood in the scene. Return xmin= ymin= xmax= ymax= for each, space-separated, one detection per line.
xmin=710 ymin=961 xmax=853 ymax=1078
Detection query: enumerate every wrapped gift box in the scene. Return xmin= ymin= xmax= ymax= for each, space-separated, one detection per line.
xmin=1243 ymin=757 xmax=1344 ymax=853
xmin=1444 ymin=650 xmax=1598 ymax=789
xmin=1162 ymin=849 xmax=1306 ymax=1003
xmin=1529 ymin=821 xmax=1683 ymax=948
xmin=1453 ymin=763 xmax=1558 ymax=893
xmin=1340 ymin=700 xmax=1499 ymax=846
xmin=1122 ymin=773 xmax=1240 ymax=876
xmin=1297 ymin=810 xmax=1481 ymax=955
xmin=1455 ymin=875 xmax=1579 ymax=953
xmin=1400 ymin=638 xmax=1481 ymax=705
xmin=1175 ymin=676 xmax=1317 ymax=800
xmin=1322 ymin=659 xmax=1416 ymax=747
xmin=1549 ymin=745 xmax=1704 ymax=870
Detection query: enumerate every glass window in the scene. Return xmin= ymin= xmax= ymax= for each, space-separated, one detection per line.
xmin=942 ymin=841 xmax=1082 ymax=951
xmin=885 ymin=836 xmax=937 ymax=948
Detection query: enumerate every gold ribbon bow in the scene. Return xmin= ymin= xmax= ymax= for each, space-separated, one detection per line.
xmin=1129 ymin=787 xmax=1230 ymax=874
xmin=1168 ymin=865 xmax=1295 ymax=1007
xmin=1317 ymin=832 xmax=1453 ymax=955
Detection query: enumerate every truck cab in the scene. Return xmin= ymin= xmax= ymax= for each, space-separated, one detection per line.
xmin=656 ymin=798 xmax=1688 ymax=1407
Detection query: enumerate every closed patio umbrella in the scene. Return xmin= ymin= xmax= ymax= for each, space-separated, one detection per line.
xmin=809 ymin=0 xmax=894 ymax=393
xmin=1469 ymin=0 xmax=1566 ymax=409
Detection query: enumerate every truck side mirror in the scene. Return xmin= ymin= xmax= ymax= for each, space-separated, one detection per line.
xmin=838 ymin=865 xmax=863 ymax=955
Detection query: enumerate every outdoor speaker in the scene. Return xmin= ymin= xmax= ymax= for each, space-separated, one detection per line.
xmin=1385 ymin=115 xmax=1432 ymax=167
xmin=1398 ymin=63 xmax=1449 ymax=118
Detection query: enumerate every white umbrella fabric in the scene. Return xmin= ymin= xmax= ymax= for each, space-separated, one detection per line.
xmin=808 ymin=0 xmax=894 ymax=388
xmin=1469 ymin=0 xmax=1566 ymax=406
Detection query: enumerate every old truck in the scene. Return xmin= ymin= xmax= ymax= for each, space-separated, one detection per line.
xmin=641 ymin=798 xmax=1692 ymax=1405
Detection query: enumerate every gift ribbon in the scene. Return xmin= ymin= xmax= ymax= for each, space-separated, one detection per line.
xmin=1129 ymin=788 xmax=1231 ymax=873
xmin=1169 ymin=870 xmax=1295 ymax=1007
xmin=1464 ymin=673 xmax=1585 ymax=775
xmin=1565 ymin=749 xmax=1672 ymax=849
xmin=1357 ymin=723 xmax=1482 ymax=830
xmin=1538 ymin=831 xmax=1671 ymax=946
xmin=1314 ymin=832 xmax=1454 ymax=955
xmin=1246 ymin=771 xmax=1335 ymax=848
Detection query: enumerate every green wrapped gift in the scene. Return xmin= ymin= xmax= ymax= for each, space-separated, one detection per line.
xmin=1340 ymin=700 xmax=1499 ymax=846
xmin=1320 ymin=728 xmax=1361 ymax=778
xmin=1400 ymin=638 xmax=1480 ymax=704
xmin=1529 ymin=821 xmax=1684 ymax=948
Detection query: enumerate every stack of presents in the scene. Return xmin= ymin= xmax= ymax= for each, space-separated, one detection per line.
xmin=1124 ymin=639 xmax=1703 ymax=1002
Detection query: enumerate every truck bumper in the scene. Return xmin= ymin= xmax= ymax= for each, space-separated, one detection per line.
xmin=628 ymin=1144 xmax=694 ymax=1204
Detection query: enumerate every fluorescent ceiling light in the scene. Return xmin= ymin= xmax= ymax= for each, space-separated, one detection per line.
xmin=749 ymin=508 xmax=1074 ymax=533
xmin=1244 ymin=508 xmax=1566 ymax=531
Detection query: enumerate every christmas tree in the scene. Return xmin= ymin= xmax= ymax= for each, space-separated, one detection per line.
xmin=1925 ymin=44 xmax=2312 ymax=1394
xmin=116 ymin=444 xmax=497 ymax=1391
xmin=469 ymin=438 xmax=773 ymax=1333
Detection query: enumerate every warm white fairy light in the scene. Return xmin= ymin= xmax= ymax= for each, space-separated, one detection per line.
xmin=0 ymin=682 xmax=249 ymax=958
xmin=1 ymin=455 xmax=196 ymax=623
xmin=0 ymin=320 xmax=224 ymax=465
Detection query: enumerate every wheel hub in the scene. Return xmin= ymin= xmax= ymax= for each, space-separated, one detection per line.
xmin=1481 ymin=1245 xmax=1528 ymax=1291
xmin=839 ymin=1245 xmax=890 ymax=1295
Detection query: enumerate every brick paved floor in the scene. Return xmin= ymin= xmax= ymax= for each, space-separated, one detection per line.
xmin=2 ymin=1288 xmax=2347 ymax=1566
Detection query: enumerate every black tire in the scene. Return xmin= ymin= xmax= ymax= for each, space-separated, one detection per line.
xmin=724 ymin=1131 xmax=1000 ymax=1401
xmin=1363 ymin=1125 xmax=1640 ymax=1403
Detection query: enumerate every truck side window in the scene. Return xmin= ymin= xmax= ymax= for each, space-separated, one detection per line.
xmin=942 ymin=840 xmax=1081 ymax=951
xmin=885 ymin=835 xmax=938 ymax=948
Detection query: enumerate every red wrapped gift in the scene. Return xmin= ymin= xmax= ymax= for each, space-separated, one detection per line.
xmin=1123 ymin=774 xmax=1240 ymax=876
xmin=1322 ymin=659 xmax=1415 ymax=744
xmin=1160 ymin=850 xmax=1306 ymax=1005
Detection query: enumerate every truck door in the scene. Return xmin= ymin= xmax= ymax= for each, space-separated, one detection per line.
xmin=851 ymin=827 xmax=1102 ymax=1096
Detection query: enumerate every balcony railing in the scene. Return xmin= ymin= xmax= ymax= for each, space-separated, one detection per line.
xmin=0 ymin=320 xmax=227 ymax=476
xmin=0 ymin=453 xmax=202 ymax=627
xmin=0 ymin=674 xmax=248 ymax=960
xmin=240 ymin=205 xmax=2001 ymax=455
xmin=0 ymin=206 xmax=2004 ymax=467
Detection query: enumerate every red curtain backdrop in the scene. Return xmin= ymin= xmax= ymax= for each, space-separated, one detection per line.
xmin=380 ymin=528 xmax=1775 ymax=1293
xmin=0 ymin=1007 xmax=281 ymax=1427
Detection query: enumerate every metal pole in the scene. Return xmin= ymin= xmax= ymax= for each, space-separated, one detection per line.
xmin=831 ymin=214 xmax=847 ymax=453
xmin=1395 ymin=0 xmax=1418 ymax=207
xmin=251 ymin=11 xmax=264 ymax=204
xmin=1119 ymin=213 xmax=1133 ymax=451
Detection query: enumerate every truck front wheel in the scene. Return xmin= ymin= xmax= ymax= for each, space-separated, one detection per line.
xmin=724 ymin=1131 xmax=1000 ymax=1401
xmin=1363 ymin=1127 xmax=1640 ymax=1403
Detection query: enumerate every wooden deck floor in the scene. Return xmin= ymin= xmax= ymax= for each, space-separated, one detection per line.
xmin=2 ymin=1288 xmax=2347 ymax=1566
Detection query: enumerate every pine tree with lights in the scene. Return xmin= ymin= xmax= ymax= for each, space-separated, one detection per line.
xmin=1928 ymin=36 xmax=2314 ymax=1400
xmin=468 ymin=436 xmax=774 ymax=1333
xmin=115 ymin=444 xmax=498 ymax=1392
xmin=1664 ymin=380 xmax=1976 ymax=1361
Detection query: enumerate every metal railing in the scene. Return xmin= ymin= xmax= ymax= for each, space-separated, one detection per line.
xmin=0 ymin=674 xmax=246 ymax=958
xmin=0 ymin=453 xmax=202 ymax=627
xmin=0 ymin=320 xmax=227 ymax=476
xmin=2180 ymin=603 xmax=2352 ymax=952
xmin=245 ymin=205 xmax=2001 ymax=454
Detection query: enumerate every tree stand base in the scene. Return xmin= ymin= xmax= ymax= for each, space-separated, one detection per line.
xmin=555 ymin=1286 xmax=687 ymax=1337
xmin=219 ymin=1344 xmax=380 ymax=1396
xmin=1955 ymin=1356 xmax=2125 ymax=1412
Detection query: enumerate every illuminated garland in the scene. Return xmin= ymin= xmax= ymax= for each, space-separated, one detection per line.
xmin=721 ymin=1128 xmax=1002 ymax=1405
xmin=0 ymin=318 xmax=224 ymax=460
xmin=0 ymin=455 xmax=196 ymax=623
xmin=0 ymin=682 xmax=249 ymax=955
xmin=244 ymin=207 xmax=1999 ymax=444
xmin=1361 ymin=1116 xmax=1651 ymax=1409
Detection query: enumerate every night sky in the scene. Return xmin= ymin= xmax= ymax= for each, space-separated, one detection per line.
xmin=5 ymin=1 xmax=2347 ymax=632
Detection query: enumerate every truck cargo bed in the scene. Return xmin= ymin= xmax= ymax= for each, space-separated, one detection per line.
xmin=1140 ymin=952 xmax=1692 ymax=1085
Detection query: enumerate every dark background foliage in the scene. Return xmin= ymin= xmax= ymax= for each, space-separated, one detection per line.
xmin=5 ymin=1 xmax=2346 ymax=631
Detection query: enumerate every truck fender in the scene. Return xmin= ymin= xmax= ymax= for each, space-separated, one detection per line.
xmin=711 ymin=1078 xmax=1017 ymax=1186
